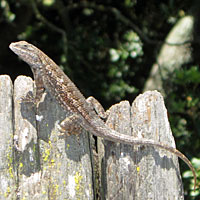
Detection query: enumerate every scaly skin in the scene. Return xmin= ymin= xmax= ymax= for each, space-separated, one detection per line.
xmin=9 ymin=41 xmax=196 ymax=190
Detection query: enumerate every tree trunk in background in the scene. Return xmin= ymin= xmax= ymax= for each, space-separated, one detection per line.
xmin=143 ymin=15 xmax=194 ymax=96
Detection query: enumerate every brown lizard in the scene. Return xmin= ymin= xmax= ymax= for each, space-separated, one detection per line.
xmin=9 ymin=41 xmax=196 ymax=190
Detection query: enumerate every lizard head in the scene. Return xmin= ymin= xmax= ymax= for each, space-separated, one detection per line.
xmin=9 ymin=41 xmax=42 ymax=69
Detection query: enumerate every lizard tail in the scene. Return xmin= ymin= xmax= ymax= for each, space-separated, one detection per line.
xmin=92 ymin=123 xmax=196 ymax=191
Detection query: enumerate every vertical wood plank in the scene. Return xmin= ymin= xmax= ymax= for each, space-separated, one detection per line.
xmin=37 ymin=90 xmax=94 ymax=199
xmin=98 ymin=101 xmax=135 ymax=199
xmin=131 ymin=91 xmax=184 ymax=200
xmin=13 ymin=76 xmax=41 ymax=199
xmin=0 ymin=75 xmax=15 ymax=199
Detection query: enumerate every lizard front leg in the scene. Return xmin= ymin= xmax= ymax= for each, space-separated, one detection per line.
xmin=34 ymin=70 xmax=46 ymax=106
xmin=58 ymin=97 xmax=107 ymax=136
xmin=21 ymin=70 xmax=45 ymax=107
xmin=58 ymin=114 xmax=83 ymax=136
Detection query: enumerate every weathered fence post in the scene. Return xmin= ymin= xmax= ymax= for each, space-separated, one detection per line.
xmin=98 ymin=91 xmax=184 ymax=200
xmin=0 ymin=75 xmax=15 ymax=199
xmin=0 ymin=75 xmax=184 ymax=199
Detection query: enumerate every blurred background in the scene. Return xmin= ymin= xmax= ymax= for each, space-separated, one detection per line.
xmin=1 ymin=0 xmax=200 ymax=198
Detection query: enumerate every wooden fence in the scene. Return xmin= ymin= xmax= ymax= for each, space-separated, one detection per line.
xmin=0 ymin=75 xmax=184 ymax=200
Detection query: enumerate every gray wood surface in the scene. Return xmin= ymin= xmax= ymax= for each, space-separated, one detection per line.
xmin=0 ymin=75 xmax=15 ymax=199
xmin=98 ymin=91 xmax=184 ymax=200
xmin=0 ymin=75 xmax=184 ymax=199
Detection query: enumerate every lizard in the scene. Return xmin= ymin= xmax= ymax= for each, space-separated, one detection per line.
xmin=9 ymin=41 xmax=197 ymax=190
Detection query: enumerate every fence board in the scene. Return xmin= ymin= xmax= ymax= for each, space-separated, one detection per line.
xmin=36 ymin=83 xmax=94 ymax=199
xmin=0 ymin=75 xmax=15 ymax=199
xmin=13 ymin=76 xmax=42 ymax=199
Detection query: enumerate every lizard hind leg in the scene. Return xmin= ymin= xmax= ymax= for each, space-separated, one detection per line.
xmin=86 ymin=96 xmax=108 ymax=119
xmin=58 ymin=114 xmax=83 ymax=136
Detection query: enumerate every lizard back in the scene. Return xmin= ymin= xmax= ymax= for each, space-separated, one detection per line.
xmin=38 ymin=49 xmax=94 ymax=121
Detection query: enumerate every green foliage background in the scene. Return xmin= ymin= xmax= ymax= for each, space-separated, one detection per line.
xmin=1 ymin=0 xmax=200 ymax=199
